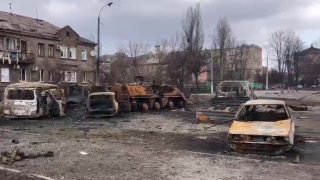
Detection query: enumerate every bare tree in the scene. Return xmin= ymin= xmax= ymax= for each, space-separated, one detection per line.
xmin=214 ymin=18 xmax=233 ymax=82
xmin=126 ymin=42 xmax=149 ymax=78
xmin=154 ymin=39 xmax=168 ymax=84
xmin=166 ymin=33 xmax=186 ymax=89
xmin=237 ymin=41 xmax=250 ymax=80
xmin=269 ymin=30 xmax=304 ymax=88
xmin=284 ymin=31 xmax=304 ymax=87
xmin=109 ymin=49 xmax=131 ymax=83
xmin=181 ymin=2 xmax=204 ymax=92
xmin=269 ymin=31 xmax=286 ymax=87
xmin=226 ymin=37 xmax=237 ymax=80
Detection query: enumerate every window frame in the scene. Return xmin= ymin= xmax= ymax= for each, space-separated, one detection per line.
xmin=64 ymin=71 xmax=77 ymax=83
xmin=5 ymin=38 xmax=17 ymax=50
xmin=60 ymin=46 xmax=68 ymax=59
xmin=69 ymin=47 xmax=76 ymax=60
xmin=20 ymin=69 xmax=26 ymax=82
xmin=81 ymin=50 xmax=87 ymax=61
xmin=38 ymin=43 xmax=45 ymax=57
xmin=0 ymin=68 xmax=10 ymax=82
xmin=39 ymin=69 xmax=44 ymax=82
xmin=48 ymin=44 xmax=55 ymax=57
xmin=48 ymin=71 xmax=53 ymax=82
xmin=82 ymin=72 xmax=87 ymax=82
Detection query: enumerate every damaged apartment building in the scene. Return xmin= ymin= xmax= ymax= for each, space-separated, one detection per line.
xmin=0 ymin=11 xmax=96 ymax=97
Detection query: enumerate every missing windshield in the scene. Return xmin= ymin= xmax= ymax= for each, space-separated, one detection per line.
xmin=7 ymin=89 xmax=35 ymax=100
xmin=237 ymin=104 xmax=289 ymax=121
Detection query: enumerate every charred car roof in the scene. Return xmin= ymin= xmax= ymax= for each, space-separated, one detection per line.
xmin=89 ymin=92 xmax=115 ymax=96
xmin=220 ymin=81 xmax=250 ymax=86
xmin=243 ymin=99 xmax=285 ymax=105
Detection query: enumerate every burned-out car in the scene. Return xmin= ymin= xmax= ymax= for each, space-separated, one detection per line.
xmin=227 ymin=99 xmax=294 ymax=155
xmin=3 ymin=82 xmax=65 ymax=118
xmin=214 ymin=80 xmax=256 ymax=110
xmin=196 ymin=81 xmax=256 ymax=122
xmin=86 ymin=92 xmax=118 ymax=117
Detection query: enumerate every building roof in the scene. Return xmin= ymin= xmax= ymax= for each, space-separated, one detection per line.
xmin=244 ymin=99 xmax=285 ymax=105
xmin=0 ymin=11 xmax=59 ymax=38
xmin=0 ymin=11 xmax=96 ymax=45
xmin=298 ymin=46 xmax=320 ymax=55
xmin=79 ymin=36 xmax=96 ymax=45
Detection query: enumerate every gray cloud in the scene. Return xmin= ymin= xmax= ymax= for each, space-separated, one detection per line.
xmin=1 ymin=0 xmax=320 ymax=58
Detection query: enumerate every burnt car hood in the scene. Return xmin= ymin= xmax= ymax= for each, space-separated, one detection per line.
xmin=229 ymin=119 xmax=292 ymax=137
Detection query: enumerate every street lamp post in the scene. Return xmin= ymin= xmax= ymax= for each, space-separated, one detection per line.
xmin=96 ymin=2 xmax=113 ymax=86
xmin=266 ymin=54 xmax=269 ymax=90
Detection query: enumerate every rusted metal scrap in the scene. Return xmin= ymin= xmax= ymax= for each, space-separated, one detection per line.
xmin=85 ymin=92 xmax=119 ymax=117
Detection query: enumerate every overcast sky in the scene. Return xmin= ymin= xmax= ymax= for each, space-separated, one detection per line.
xmin=1 ymin=0 xmax=320 ymax=66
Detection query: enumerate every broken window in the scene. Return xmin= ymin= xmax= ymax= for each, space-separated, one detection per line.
xmin=48 ymin=71 xmax=53 ymax=82
xmin=20 ymin=69 xmax=26 ymax=81
xmin=89 ymin=95 xmax=114 ymax=110
xmin=0 ymin=37 xmax=4 ymax=50
xmin=69 ymin=47 xmax=76 ymax=59
xmin=218 ymin=85 xmax=247 ymax=97
xmin=7 ymin=89 xmax=35 ymax=100
xmin=1 ymin=68 xmax=10 ymax=82
xmin=48 ymin=44 xmax=54 ymax=57
xmin=38 ymin=43 xmax=45 ymax=57
xmin=39 ymin=69 xmax=44 ymax=82
xmin=60 ymin=46 xmax=68 ymax=58
xmin=82 ymin=72 xmax=87 ymax=82
xmin=49 ymin=88 xmax=63 ymax=100
xmin=5 ymin=38 xmax=17 ymax=50
xmin=238 ymin=104 xmax=289 ymax=121
xmin=21 ymin=40 xmax=27 ymax=57
xmin=64 ymin=71 xmax=77 ymax=82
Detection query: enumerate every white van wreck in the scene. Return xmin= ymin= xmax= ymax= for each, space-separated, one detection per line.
xmin=3 ymin=82 xmax=65 ymax=118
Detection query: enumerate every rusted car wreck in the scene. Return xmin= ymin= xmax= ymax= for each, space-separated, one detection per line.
xmin=86 ymin=92 xmax=119 ymax=117
xmin=227 ymin=99 xmax=295 ymax=155
xmin=196 ymin=80 xmax=256 ymax=122
xmin=3 ymin=82 xmax=65 ymax=118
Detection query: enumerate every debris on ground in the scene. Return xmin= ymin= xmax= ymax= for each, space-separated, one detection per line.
xmin=79 ymin=151 xmax=88 ymax=155
xmin=292 ymin=155 xmax=300 ymax=164
xmin=11 ymin=139 xmax=19 ymax=144
xmin=289 ymin=105 xmax=308 ymax=111
xmin=197 ymin=136 xmax=208 ymax=140
xmin=298 ymin=117 xmax=307 ymax=119
xmin=13 ymin=128 xmax=30 ymax=131
xmin=197 ymin=114 xmax=209 ymax=122
xmin=0 ymin=149 xmax=54 ymax=165
xmin=171 ymin=108 xmax=186 ymax=112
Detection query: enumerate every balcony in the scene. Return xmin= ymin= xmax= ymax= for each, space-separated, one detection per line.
xmin=0 ymin=50 xmax=35 ymax=65
xmin=19 ymin=53 xmax=35 ymax=64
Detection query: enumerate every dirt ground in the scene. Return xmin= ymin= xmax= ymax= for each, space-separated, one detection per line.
xmin=0 ymin=104 xmax=320 ymax=180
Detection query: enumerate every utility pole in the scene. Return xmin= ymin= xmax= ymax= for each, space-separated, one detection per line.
xmin=96 ymin=2 xmax=113 ymax=86
xmin=96 ymin=15 xmax=100 ymax=86
xmin=266 ymin=54 xmax=269 ymax=90
xmin=210 ymin=50 xmax=214 ymax=94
